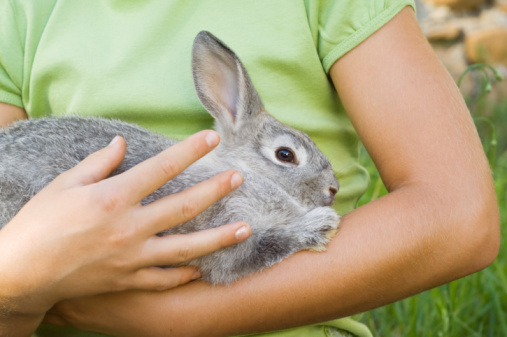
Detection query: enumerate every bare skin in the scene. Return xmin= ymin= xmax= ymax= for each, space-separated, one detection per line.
xmin=0 ymin=111 xmax=252 ymax=336
xmin=0 ymin=102 xmax=27 ymax=126
xmin=38 ymin=8 xmax=499 ymax=337
xmin=1 ymin=7 xmax=500 ymax=337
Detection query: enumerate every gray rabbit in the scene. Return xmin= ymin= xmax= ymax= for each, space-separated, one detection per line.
xmin=0 ymin=31 xmax=340 ymax=284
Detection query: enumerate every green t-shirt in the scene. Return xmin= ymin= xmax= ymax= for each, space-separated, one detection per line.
xmin=0 ymin=1 xmax=414 ymax=336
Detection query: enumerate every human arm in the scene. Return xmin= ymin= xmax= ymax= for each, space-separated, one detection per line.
xmin=0 ymin=102 xmax=28 ymax=126
xmin=44 ymin=7 xmax=500 ymax=337
xmin=0 ymin=102 xmax=251 ymax=336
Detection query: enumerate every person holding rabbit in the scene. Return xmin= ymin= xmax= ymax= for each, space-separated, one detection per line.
xmin=1 ymin=31 xmax=342 ymax=286
xmin=0 ymin=1 xmax=500 ymax=337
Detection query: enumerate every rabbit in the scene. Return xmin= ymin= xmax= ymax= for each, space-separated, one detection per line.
xmin=0 ymin=31 xmax=340 ymax=284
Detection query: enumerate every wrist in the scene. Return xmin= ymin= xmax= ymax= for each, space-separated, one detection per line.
xmin=0 ymin=292 xmax=46 ymax=337
xmin=0 ymin=285 xmax=50 ymax=318
xmin=0 ymin=273 xmax=53 ymax=321
xmin=0 ymin=226 xmax=58 ymax=317
xmin=0 ymin=310 xmax=45 ymax=337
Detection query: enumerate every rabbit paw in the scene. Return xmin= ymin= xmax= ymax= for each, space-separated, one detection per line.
xmin=299 ymin=207 xmax=340 ymax=252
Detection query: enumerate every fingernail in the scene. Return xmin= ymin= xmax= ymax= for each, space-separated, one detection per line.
xmin=191 ymin=271 xmax=202 ymax=280
xmin=235 ymin=225 xmax=250 ymax=241
xmin=230 ymin=172 xmax=243 ymax=190
xmin=108 ymin=136 xmax=121 ymax=147
xmin=205 ymin=131 xmax=220 ymax=148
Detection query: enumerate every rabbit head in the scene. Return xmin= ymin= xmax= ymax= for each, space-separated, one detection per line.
xmin=192 ymin=31 xmax=339 ymax=208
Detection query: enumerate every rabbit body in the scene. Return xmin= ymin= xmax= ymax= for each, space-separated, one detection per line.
xmin=0 ymin=32 xmax=340 ymax=284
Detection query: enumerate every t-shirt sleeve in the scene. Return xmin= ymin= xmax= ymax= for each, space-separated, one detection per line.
xmin=0 ymin=0 xmax=25 ymax=108
xmin=307 ymin=0 xmax=416 ymax=72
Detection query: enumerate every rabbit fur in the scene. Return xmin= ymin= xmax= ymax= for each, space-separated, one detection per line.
xmin=0 ymin=31 xmax=340 ymax=284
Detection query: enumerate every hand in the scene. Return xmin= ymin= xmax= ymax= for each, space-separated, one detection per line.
xmin=0 ymin=130 xmax=250 ymax=319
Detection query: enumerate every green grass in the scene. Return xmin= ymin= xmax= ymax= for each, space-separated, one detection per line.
xmin=356 ymin=66 xmax=507 ymax=336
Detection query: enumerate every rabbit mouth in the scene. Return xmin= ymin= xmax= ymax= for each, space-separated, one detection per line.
xmin=323 ymin=195 xmax=336 ymax=206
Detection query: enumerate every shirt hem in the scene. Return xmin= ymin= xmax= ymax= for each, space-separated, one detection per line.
xmin=0 ymin=92 xmax=24 ymax=109
xmin=322 ymin=1 xmax=416 ymax=73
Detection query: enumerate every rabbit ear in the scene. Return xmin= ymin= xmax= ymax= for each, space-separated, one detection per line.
xmin=192 ymin=31 xmax=264 ymax=137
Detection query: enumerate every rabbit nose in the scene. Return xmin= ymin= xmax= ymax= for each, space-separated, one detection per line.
xmin=329 ymin=186 xmax=338 ymax=196
xmin=323 ymin=185 xmax=339 ymax=206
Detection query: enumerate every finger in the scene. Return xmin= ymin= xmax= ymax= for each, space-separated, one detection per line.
xmin=57 ymin=136 xmax=127 ymax=186
xmin=125 ymin=266 xmax=203 ymax=291
xmin=137 ymin=169 xmax=243 ymax=235
xmin=139 ymin=222 xmax=251 ymax=267
xmin=110 ymin=130 xmax=220 ymax=203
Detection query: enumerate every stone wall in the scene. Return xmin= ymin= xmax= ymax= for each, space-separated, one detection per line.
xmin=416 ymin=0 xmax=507 ymax=100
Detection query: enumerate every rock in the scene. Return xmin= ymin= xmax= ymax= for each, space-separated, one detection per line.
xmin=465 ymin=27 xmax=507 ymax=65
xmin=429 ymin=5 xmax=454 ymax=22
xmin=426 ymin=23 xmax=463 ymax=41
xmin=423 ymin=0 xmax=486 ymax=10
xmin=418 ymin=0 xmax=507 ymax=103
xmin=497 ymin=0 xmax=507 ymax=13
xmin=479 ymin=7 xmax=507 ymax=29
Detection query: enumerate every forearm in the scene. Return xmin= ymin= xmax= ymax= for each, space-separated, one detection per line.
xmin=59 ymin=181 xmax=498 ymax=337
xmin=0 ymin=102 xmax=27 ymax=127
xmin=165 ymin=183 xmax=498 ymax=336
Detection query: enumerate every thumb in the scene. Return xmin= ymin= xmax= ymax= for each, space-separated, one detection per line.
xmin=63 ymin=136 xmax=127 ymax=185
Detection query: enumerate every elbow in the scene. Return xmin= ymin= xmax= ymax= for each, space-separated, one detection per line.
xmin=453 ymin=183 xmax=500 ymax=273
xmin=472 ymin=201 xmax=500 ymax=270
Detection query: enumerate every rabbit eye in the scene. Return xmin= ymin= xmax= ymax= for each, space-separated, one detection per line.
xmin=275 ymin=148 xmax=296 ymax=164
